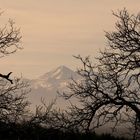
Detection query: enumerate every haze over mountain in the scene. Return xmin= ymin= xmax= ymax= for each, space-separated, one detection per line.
xmin=28 ymin=65 xmax=81 ymax=109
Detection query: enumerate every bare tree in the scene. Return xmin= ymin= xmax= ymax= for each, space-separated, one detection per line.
xmin=0 ymin=12 xmax=30 ymax=124
xmin=0 ymin=16 xmax=21 ymax=83
xmin=25 ymin=99 xmax=72 ymax=132
xmin=0 ymin=18 xmax=21 ymax=56
xmin=0 ymin=78 xmax=30 ymax=123
xmin=60 ymin=9 xmax=140 ymax=139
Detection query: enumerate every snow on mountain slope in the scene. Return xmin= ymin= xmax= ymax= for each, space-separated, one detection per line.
xmin=31 ymin=65 xmax=80 ymax=89
xmin=40 ymin=65 xmax=77 ymax=80
xmin=28 ymin=66 xmax=81 ymax=110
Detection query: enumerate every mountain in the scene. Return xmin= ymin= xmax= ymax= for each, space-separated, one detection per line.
xmin=40 ymin=65 xmax=78 ymax=80
xmin=31 ymin=65 xmax=80 ymax=90
xmin=28 ymin=65 xmax=81 ymax=110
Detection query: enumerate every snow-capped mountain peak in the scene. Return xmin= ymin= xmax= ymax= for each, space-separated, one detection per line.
xmin=39 ymin=65 xmax=78 ymax=81
xmin=31 ymin=65 xmax=80 ymax=90
xmin=29 ymin=66 xmax=81 ymax=109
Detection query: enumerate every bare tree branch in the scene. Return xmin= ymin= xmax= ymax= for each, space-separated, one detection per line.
xmin=59 ymin=9 xmax=140 ymax=139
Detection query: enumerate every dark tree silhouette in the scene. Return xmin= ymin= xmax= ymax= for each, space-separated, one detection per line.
xmin=0 ymin=17 xmax=21 ymax=83
xmin=0 ymin=78 xmax=30 ymax=124
xmin=0 ymin=72 xmax=13 ymax=84
xmin=60 ymin=9 xmax=140 ymax=140
xmin=0 ymin=12 xmax=30 ymax=124
xmin=0 ymin=19 xmax=21 ymax=56
xmin=24 ymin=99 xmax=70 ymax=131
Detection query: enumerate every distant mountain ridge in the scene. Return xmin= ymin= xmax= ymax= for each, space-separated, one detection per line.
xmin=30 ymin=65 xmax=80 ymax=89
xmin=28 ymin=65 xmax=81 ymax=109
xmin=40 ymin=65 xmax=78 ymax=80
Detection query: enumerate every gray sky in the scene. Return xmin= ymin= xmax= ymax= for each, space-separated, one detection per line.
xmin=0 ymin=0 xmax=139 ymax=78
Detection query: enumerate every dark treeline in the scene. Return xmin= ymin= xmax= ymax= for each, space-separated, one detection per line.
xmin=0 ymin=121 xmax=127 ymax=140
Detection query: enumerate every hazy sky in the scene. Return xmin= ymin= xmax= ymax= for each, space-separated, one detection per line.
xmin=0 ymin=0 xmax=139 ymax=78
